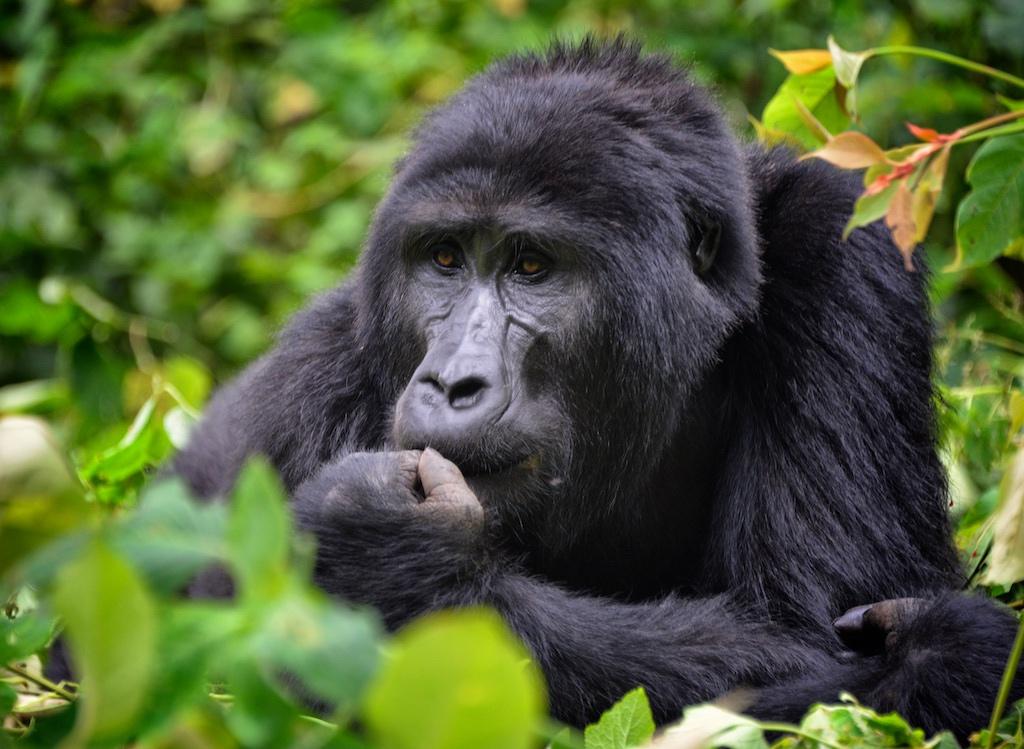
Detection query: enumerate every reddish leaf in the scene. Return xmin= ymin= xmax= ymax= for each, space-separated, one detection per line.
xmin=885 ymin=181 xmax=917 ymax=270
xmin=911 ymin=146 xmax=951 ymax=243
xmin=802 ymin=131 xmax=887 ymax=169
xmin=906 ymin=122 xmax=941 ymax=142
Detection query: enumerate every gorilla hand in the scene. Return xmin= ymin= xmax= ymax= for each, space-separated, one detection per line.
xmin=833 ymin=598 xmax=928 ymax=655
xmin=304 ymin=448 xmax=484 ymax=533
xmin=291 ymin=448 xmax=490 ymax=626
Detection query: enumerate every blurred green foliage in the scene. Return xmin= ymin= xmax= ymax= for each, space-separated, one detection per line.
xmin=2 ymin=0 xmax=1022 ymax=434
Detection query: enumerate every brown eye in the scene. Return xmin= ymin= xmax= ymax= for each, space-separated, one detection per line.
xmin=431 ymin=244 xmax=461 ymax=270
xmin=515 ymin=255 xmax=547 ymax=277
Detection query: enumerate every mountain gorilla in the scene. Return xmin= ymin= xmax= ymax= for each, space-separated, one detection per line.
xmin=175 ymin=39 xmax=1022 ymax=738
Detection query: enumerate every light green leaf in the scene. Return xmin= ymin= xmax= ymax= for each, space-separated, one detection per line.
xmin=761 ymin=67 xmax=850 ymax=149
xmin=53 ymin=540 xmax=157 ymax=744
xmin=255 ymin=585 xmax=381 ymax=708
xmin=364 ymin=609 xmax=545 ymax=749
xmin=0 ymin=608 xmax=56 ymax=664
xmin=983 ymin=443 xmax=1024 ymax=585
xmin=114 ymin=477 xmax=227 ymax=593
xmin=227 ymin=457 xmax=291 ymax=599
xmin=656 ymin=704 xmax=767 ymax=749
xmin=827 ymin=36 xmax=870 ymax=89
xmin=843 ymin=183 xmax=898 ymax=239
xmin=84 ymin=395 xmax=171 ymax=485
xmin=584 ymin=687 xmax=655 ymax=749
xmin=955 ymin=134 xmax=1024 ymax=267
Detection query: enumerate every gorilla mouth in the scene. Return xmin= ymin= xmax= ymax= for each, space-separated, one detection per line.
xmin=458 ymin=452 xmax=541 ymax=480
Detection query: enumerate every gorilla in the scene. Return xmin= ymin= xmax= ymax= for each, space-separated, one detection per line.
xmin=175 ymin=39 xmax=1022 ymax=738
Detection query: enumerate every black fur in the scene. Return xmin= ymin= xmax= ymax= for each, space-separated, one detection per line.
xmin=175 ymin=39 xmax=1022 ymax=739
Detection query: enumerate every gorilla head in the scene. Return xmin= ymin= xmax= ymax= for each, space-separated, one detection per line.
xmin=357 ymin=40 xmax=761 ymax=533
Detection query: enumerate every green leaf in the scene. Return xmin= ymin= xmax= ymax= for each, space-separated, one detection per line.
xmin=113 ymin=477 xmax=228 ymax=593
xmin=255 ymin=585 xmax=381 ymax=708
xmin=52 ymin=540 xmax=157 ymax=744
xmin=761 ymin=67 xmax=850 ymax=149
xmin=955 ymin=134 xmax=1024 ymax=267
xmin=584 ymin=687 xmax=655 ymax=749
xmin=224 ymin=657 xmax=299 ymax=748
xmin=227 ymin=457 xmax=291 ymax=599
xmin=843 ymin=183 xmax=898 ymax=239
xmin=84 ymin=395 xmax=171 ymax=486
xmin=139 ymin=602 xmax=244 ymax=736
xmin=826 ymin=35 xmax=870 ymax=89
xmin=364 ymin=609 xmax=545 ymax=749
xmin=0 ymin=608 xmax=56 ymax=664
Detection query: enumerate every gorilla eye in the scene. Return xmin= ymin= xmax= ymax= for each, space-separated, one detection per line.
xmin=513 ymin=254 xmax=548 ymax=278
xmin=431 ymin=244 xmax=463 ymax=271
xmin=693 ymin=220 xmax=721 ymax=275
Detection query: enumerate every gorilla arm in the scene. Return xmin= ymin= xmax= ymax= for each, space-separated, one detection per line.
xmin=291 ymin=447 xmax=834 ymax=726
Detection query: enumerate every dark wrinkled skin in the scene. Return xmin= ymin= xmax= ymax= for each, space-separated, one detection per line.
xmin=173 ymin=39 xmax=1023 ymax=740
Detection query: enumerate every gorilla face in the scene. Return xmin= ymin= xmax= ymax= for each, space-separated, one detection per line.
xmin=359 ymin=46 xmax=763 ymax=531
xmin=392 ymin=228 xmax=585 ymax=510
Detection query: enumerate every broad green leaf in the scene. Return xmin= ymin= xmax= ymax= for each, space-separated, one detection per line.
xmin=761 ymin=67 xmax=850 ymax=149
xmin=53 ymin=540 xmax=157 ymax=744
xmin=656 ymin=704 xmax=767 ymax=749
xmin=955 ymin=134 xmax=1024 ymax=267
xmin=113 ymin=478 xmax=227 ymax=593
xmin=583 ymin=687 xmax=655 ymax=749
xmin=797 ymin=697 xmax=928 ymax=747
xmin=227 ymin=458 xmax=291 ymax=599
xmin=0 ymin=416 xmax=92 ymax=575
xmin=254 ymin=584 xmax=381 ymax=708
xmin=364 ymin=609 xmax=545 ymax=749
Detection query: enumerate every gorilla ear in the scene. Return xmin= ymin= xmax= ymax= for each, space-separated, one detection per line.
xmin=692 ymin=219 xmax=721 ymax=275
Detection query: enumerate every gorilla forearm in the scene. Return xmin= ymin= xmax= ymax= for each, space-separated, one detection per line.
xmin=488 ymin=578 xmax=835 ymax=726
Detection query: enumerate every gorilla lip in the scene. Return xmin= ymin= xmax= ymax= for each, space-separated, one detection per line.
xmin=459 ymin=452 xmax=541 ymax=480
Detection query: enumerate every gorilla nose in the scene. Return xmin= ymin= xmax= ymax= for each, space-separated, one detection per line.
xmin=422 ymin=373 xmax=492 ymax=411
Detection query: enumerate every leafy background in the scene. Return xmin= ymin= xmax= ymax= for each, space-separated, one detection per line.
xmin=2 ymin=0 xmax=1024 ymax=747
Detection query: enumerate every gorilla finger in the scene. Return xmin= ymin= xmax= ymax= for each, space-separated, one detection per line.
xmin=419 ymin=487 xmax=485 ymax=525
xmin=392 ymin=450 xmax=423 ymax=491
xmin=862 ymin=597 xmax=927 ymax=633
xmin=418 ymin=447 xmax=475 ymax=504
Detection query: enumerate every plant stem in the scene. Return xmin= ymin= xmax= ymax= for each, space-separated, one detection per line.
xmin=2 ymin=662 xmax=77 ymax=701
xmin=985 ymin=615 xmax=1024 ymax=749
xmin=960 ymin=109 xmax=1024 ymax=138
xmin=958 ymin=120 xmax=1024 ymax=146
xmin=871 ymin=45 xmax=1024 ymax=90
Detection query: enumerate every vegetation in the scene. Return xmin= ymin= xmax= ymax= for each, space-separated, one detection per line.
xmin=2 ymin=1 xmax=1024 ymax=747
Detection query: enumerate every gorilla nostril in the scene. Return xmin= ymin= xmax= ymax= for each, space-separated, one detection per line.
xmin=448 ymin=377 xmax=488 ymax=409
xmin=420 ymin=375 xmax=445 ymax=394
